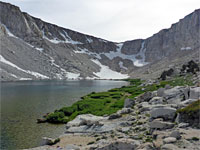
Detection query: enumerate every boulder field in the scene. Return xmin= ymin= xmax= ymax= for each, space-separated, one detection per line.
xmin=26 ymin=73 xmax=200 ymax=150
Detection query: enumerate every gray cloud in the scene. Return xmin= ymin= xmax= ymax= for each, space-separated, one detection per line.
xmin=2 ymin=0 xmax=200 ymax=42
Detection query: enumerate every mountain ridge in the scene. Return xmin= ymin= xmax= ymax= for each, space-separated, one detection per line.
xmin=0 ymin=1 xmax=199 ymax=81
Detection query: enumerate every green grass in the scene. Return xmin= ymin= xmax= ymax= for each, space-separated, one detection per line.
xmin=45 ymin=76 xmax=194 ymax=124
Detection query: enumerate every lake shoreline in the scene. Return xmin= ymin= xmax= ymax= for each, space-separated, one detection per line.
xmin=1 ymin=80 xmax=128 ymax=150
xmin=25 ymin=74 xmax=200 ymax=150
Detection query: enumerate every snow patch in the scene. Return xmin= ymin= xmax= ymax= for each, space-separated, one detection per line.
xmin=35 ymin=47 xmax=44 ymax=52
xmin=103 ymin=42 xmax=148 ymax=67
xmin=181 ymin=47 xmax=192 ymax=51
xmin=9 ymin=73 xmax=18 ymax=78
xmin=91 ymin=59 xmax=129 ymax=79
xmin=26 ymin=43 xmax=44 ymax=52
xmin=119 ymin=61 xmax=128 ymax=70
xmin=0 ymin=55 xmax=49 ymax=79
xmin=20 ymin=78 xmax=32 ymax=81
xmin=42 ymin=30 xmax=83 ymax=45
xmin=74 ymin=42 xmax=148 ymax=67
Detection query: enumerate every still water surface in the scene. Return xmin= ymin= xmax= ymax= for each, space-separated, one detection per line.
xmin=0 ymin=80 xmax=128 ymax=150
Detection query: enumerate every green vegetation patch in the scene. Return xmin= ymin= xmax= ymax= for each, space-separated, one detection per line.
xmin=45 ymin=79 xmax=143 ymax=123
xmin=177 ymin=100 xmax=200 ymax=115
xmin=45 ymin=76 xmax=194 ymax=124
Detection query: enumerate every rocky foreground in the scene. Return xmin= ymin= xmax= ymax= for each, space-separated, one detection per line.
xmin=26 ymin=72 xmax=200 ymax=150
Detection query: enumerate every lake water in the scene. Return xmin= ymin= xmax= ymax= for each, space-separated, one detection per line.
xmin=0 ymin=80 xmax=128 ymax=150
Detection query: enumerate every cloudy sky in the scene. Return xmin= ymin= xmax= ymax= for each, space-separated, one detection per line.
xmin=2 ymin=0 xmax=200 ymax=42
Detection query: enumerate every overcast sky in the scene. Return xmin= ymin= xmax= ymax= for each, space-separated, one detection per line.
xmin=2 ymin=0 xmax=200 ymax=42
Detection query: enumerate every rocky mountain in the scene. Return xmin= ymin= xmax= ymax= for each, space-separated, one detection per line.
xmin=0 ymin=1 xmax=199 ymax=81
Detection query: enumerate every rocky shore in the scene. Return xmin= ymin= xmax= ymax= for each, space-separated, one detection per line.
xmin=26 ymin=61 xmax=200 ymax=150
xmin=26 ymin=82 xmax=200 ymax=149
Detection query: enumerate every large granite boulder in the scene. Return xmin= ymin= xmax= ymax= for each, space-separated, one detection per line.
xmin=67 ymin=114 xmax=107 ymax=127
xmin=150 ymin=107 xmax=177 ymax=121
xmin=163 ymin=86 xmax=185 ymax=104
xmin=176 ymin=100 xmax=200 ymax=128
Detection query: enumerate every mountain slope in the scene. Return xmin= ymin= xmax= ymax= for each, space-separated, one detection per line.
xmin=0 ymin=2 xmax=199 ymax=81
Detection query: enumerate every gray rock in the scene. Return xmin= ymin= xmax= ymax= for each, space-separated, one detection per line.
xmin=163 ymin=137 xmax=177 ymax=144
xmin=189 ymin=87 xmax=200 ymax=99
xmin=79 ymin=119 xmax=103 ymax=127
xmin=178 ymin=99 xmax=197 ymax=108
xmin=163 ymin=86 xmax=185 ymax=103
xmin=95 ymin=139 xmax=140 ymax=150
xmin=41 ymin=137 xmax=58 ymax=146
xmin=149 ymin=97 xmax=164 ymax=105
xmin=66 ymin=120 xmax=121 ymax=133
xmin=117 ymin=127 xmax=131 ymax=133
xmin=149 ymin=120 xmax=174 ymax=130
xmin=67 ymin=114 xmax=106 ymax=127
xmin=139 ymin=102 xmax=152 ymax=112
xmin=126 ymin=116 xmax=136 ymax=121
xmin=119 ymin=121 xmax=133 ymax=127
xmin=150 ymin=107 xmax=177 ymax=121
xmin=178 ymin=123 xmax=190 ymax=128
xmin=108 ymin=113 xmax=121 ymax=120
xmin=124 ymin=98 xmax=135 ymax=108
xmin=117 ymin=108 xmax=133 ymax=115
xmin=136 ymin=92 xmax=153 ymax=102
xmin=65 ymin=144 xmax=80 ymax=150
xmin=170 ymin=131 xmax=181 ymax=140
xmin=161 ymin=144 xmax=179 ymax=150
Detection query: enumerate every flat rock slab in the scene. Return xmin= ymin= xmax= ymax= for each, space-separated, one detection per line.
xmin=150 ymin=107 xmax=177 ymax=121
xmin=66 ymin=121 xmax=121 ymax=133
xmin=94 ymin=139 xmax=140 ymax=150
xmin=67 ymin=114 xmax=107 ymax=127
xmin=149 ymin=120 xmax=174 ymax=130
xmin=161 ymin=144 xmax=180 ymax=150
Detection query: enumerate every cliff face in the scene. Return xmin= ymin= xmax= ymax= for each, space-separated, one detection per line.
xmin=0 ymin=2 xmax=199 ymax=81
xmin=144 ymin=9 xmax=200 ymax=62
